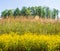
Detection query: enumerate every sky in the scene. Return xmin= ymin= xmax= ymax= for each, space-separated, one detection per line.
xmin=0 ymin=0 xmax=60 ymax=17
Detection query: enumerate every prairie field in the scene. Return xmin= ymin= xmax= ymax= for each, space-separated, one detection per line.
xmin=0 ymin=17 xmax=60 ymax=51
xmin=0 ymin=0 xmax=60 ymax=51
xmin=0 ymin=17 xmax=60 ymax=34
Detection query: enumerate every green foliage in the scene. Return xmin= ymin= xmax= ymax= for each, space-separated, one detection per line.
xmin=13 ymin=8 xmax=20 ymax=17
xmin=21 ymin=7 xmax=27 ymax=16
xmin=1 ymin=6 xmax=59 ymax=19
xmin=8 ymin=10 xmax=13 ymax=17
xmin=1 ymin=10 xmax=8 ymax=18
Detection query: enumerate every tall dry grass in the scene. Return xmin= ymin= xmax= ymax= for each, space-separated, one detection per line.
xmin=0 ymin=17 xmax=60 ymax=34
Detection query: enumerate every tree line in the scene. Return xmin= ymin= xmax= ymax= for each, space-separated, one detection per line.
xmin=1 ymin=6 xmax=59 ymax=19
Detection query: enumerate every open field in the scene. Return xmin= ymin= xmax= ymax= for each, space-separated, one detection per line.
xmin=0 ymin=17 xmax=60 ymax=34
xmin=0 ymin=0 xmax=60 ymax=51
xmin=0 ymin=17 xmax=60 ymax=51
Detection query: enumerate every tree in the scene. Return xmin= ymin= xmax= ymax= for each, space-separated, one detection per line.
xmin=21 ymin=7 xmax=27 ymax=16
xmin=8 ymin=10 xmax=13 ymax=17
xmin=25 ymin=7 xmax=31 ymax=16
xmin=1 ymin=10 xmax=8 ymax=18
xmin=30 ymin=7 xmax=37 ymax=17
xmin=45 ymin=7 xmax=51 ymax=18
xmin=13 ymin=8 xmax=20 ymax=17
xmin=52 ymin=9 xmax=57 ymax=19
xmin=36 ymin=6 xmax=41 ymax=17
xmin=41 ymin=7 xmax=46 ymax=18
xmin=1 ymin=6 xmax=59 ymax=19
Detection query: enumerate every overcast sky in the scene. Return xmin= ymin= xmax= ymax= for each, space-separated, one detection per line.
xmin=0 ymin=0 xmax=60 ymax=17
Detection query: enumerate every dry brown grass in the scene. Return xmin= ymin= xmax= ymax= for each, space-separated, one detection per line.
xmin=0 ymin=16 xmax=60 ymax=23
xmin=0 ymin=16 xmax=60 ymax=34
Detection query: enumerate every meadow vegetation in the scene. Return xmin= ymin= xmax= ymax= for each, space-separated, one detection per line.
xmin=0 ymin=33 xmax=60 ymax=51
xmin=0 ymin=18 xmax=60 ymax=34
xmin=0 ymin=3 xmax=60 ymax=51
